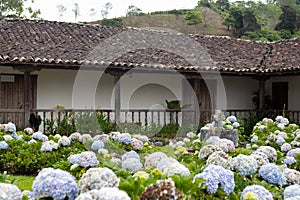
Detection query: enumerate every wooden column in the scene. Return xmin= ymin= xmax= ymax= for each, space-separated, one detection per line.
xmin=257 ymin=76 xmax=269 ymax=111
xmin=24 ymin=71 xmax=31 ymax=127
xmin=114 ymin=74 xmax=121 ymax=123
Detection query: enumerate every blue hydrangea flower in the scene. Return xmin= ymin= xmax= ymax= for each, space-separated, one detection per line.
xmin=6 ymin=122 xmax=16 ymax=133
xmin=32 ymin=168 xmax=78 ymax=200
xmin=258 ymin=125 xmax=266 ymax=130
xmin=278 ymin=123 xmax=285 ymax=130
xmin=281 ymin=143 xmax=292 ymax=152
xmin=227 ymin=116 xmax=237 ymax=123
xmin=122 ymin=158 xmax=143 ymax=172
xmin=68 ymin=154 xmax=79 ymax=165
xmin=121 ymin=150 xmax=140 ymax=162
xmin=251 ymin=135 xmax=258 ymax=143
xmin=22 ymin=190 xmax=35 ymax=200
xmin=32 ymin=132 xmax=48 ymax=141
xmin=276 ymin=136 xmax=285 ymax=145
xmin=284 ymin=156 xmax=297 ymax=165
xmin=284 ymin=184 xmax=300 ymax=199
xmin=117 ymin=133 xmax=132 ymax=145
xmin=0 ymin=183 xmax=22 ymax=200
xmin=287 ymin=148 xmax=300 ymax=158
xmin=232 ymin=154 xmax=258 ymax=176
xmin=258 ymin=163 xmax=286 ymax=186
xmin=91 ymin=140 xmax=104 ymax=151
xmin=0 ymin=141 xmax=9 ymax=150
xmin=28 ymin=139 xmax=37 ymax=145
xmin=193 ymin=164 xmax=235 ymax=195
xmin=232 ymin=122 xmax=240 ymax=128
xmin=241 ymin=185 xmax=273 ymax=200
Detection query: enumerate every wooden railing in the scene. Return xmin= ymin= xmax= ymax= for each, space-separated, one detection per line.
xmin=2 ymin=108 xmax=300 ymax=130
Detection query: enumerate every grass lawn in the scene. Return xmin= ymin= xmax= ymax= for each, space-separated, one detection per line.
xmin=9 ymin=175 xmax=35 ymax=191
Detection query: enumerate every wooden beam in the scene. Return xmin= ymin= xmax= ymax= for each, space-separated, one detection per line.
xmin=114 ymin=75 xmax=121 ymax=123
xmin=24 ymin=71 xmax=31 ymax=127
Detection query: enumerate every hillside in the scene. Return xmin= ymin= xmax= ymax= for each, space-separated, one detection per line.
xmin=98 ymin=8 xmax=233 ymax=36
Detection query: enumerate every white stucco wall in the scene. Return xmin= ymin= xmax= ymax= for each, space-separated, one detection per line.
xmin=36 ymin=69 xmax=183 ymax=109
xmin=221 ymin=76 xmax=258 ymax=109
xmin=1 ymin=66 xmax=276 ymax=111
xmin=266 ymin=76 xmax=300 ymax=110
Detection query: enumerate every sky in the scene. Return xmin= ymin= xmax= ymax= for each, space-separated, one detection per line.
xmin=29 ymin=0 xmax=200 ymax=22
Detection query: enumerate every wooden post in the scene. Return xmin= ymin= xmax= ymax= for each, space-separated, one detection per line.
xmin=24 ymin=71 xmax=31 ymax=127
xmin=114 ymin=74 xmax=121 ymax=123
xmin=256 ymin=76 xmax=269 ymax=111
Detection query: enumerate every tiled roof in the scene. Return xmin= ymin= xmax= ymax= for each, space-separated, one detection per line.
xmin=1 ymin=18 xmax=300 ymax=75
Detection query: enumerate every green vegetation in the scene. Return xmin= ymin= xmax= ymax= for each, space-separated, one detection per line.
xmin=96 ymin=0 xmax=300 ymax=41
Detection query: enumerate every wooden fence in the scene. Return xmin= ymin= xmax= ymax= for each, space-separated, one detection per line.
xmin=1 ymin=108 xmax=300 ymax=131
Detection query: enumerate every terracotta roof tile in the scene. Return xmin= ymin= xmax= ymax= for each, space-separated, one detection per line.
xmin=1 ymin=18 xmax=300 ymax=74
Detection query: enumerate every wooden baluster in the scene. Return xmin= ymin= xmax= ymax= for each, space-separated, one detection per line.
xmin=131 ymin=111 xmax=134 ymax=123
xmin=158 ymin=111 xmax=160 ymax=126
xmin=145 ymin=111 xmax=148 ymax=126
xmin=43 ymin=111 xmax=46 ymax=133
xmin=138 ymin=112 xmax=141 ymax=124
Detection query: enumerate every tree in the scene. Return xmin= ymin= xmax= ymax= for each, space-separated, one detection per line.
xmin=101 ymin=18 xmax=123 ymax=27
xmin=216 ymin=0 xmax=230 ymax=11
xmin=90 ymin=8 xmax=97 ymax=18
xmin=72 ymin=3 xmax=80 ymax=21
xmin=0 ymin=0 xmax=40 ymax=18
xmin=242 ymin=10 xmax=261 ymax=33
xmin=275 ymin=5 xmax=297 ymax=33
xmin=101 ymin=2 xmax=112 ymax=19
xmin=126 ymin=5 xmax=142 ymax=17
xmin=227 ymin=6 xmax=244 ymax=36
xmin=57 ymin=4 xmax=66 ymax=19
xmin=197 ymin=0 xmax=213 ymax=8
xmin=185 ymin=10 xmax=202 ymax=25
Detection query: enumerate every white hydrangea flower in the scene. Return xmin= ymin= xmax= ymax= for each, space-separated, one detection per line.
xmin=58 ymin=136 xmax=71 ymax=146
xmin=24 ymin=127 xmax=34 ymax=135
xmin=78 ymin=168 xmax=120 ymax=193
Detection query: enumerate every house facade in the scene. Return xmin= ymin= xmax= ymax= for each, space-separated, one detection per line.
xmin=1 ymin=18 xmax=300 ymax=128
